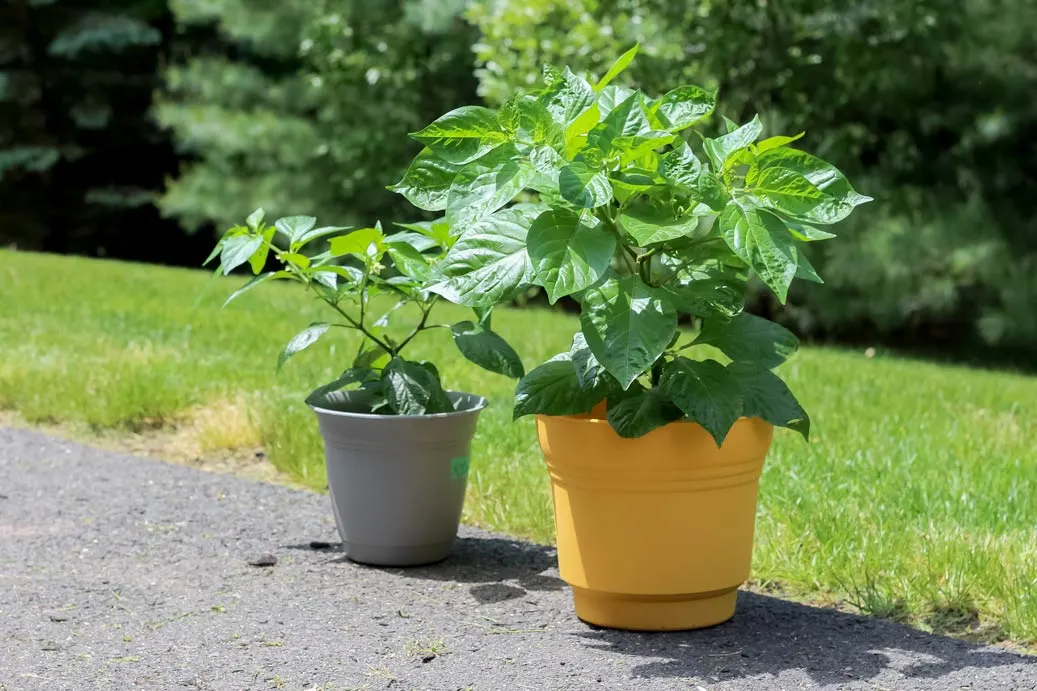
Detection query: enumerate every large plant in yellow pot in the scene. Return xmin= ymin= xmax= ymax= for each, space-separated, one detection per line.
xmin=393 ymin=46 xmax=869 ymax=630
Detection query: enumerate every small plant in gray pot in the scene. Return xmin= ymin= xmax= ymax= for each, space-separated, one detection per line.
xmin=205 ymin=209 xmax=525 ymax=566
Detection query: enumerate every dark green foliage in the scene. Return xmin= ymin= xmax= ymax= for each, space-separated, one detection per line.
xmin=0 ymin=0 xmax=199 ymax=260
xmin=157 ymin=0 xmax=479 ymax=235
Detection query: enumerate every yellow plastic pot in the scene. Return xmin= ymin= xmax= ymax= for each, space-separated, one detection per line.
xmin=536 ymin=412 xmax=773 ymax=631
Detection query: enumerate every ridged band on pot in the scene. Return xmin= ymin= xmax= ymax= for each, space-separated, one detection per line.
xmin=310 ymin=390 xmax=487 ymax=567
xmin=536 ymin=413 xmax=773 ymax=631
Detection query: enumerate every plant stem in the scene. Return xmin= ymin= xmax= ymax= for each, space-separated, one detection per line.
xmin=308 ymin=283 xmax=395 ymax=355
xmin=618 ymin=246 xmax=637 ymax=274
xmin=395 ymin=296 xmax=439 ymax=353
xmin=672 ymin=338 xmax=700 ymax=354
xmin=636 ymin=247 xmax=662 ymax=285
xmin=650 ymin=360 xmax=664 ymax=387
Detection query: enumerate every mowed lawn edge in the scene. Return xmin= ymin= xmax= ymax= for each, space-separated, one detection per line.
xmin=3 ymin=249 xmax=1035 ymax=648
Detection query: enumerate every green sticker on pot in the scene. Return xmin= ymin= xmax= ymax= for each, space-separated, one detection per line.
xmin=450 ymin=455 xmax=470 ymax=479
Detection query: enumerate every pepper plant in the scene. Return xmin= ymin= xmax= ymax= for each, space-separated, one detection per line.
xmin=205 ymin=209 xmax=524 ymax=415
xmin=392 ymin=45 xmax=870 ymax=442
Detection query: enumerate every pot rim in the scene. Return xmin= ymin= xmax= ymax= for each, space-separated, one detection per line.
xmin=538 ymin=412 xmax=769 ymax=428
xmin=308 ymin=390 xmax=489 ymax=420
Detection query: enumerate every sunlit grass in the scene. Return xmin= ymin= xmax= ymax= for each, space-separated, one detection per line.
xmin=2 ymin=249 xmax=1035 ymax=646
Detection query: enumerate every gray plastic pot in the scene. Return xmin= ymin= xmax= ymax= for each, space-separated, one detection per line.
xmin=308 ymin=389 xmax=488 ymax=567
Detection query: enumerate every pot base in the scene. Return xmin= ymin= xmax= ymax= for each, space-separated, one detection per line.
xmin=572 ymin=586 xmax=738 ymax=631
xmin=343 ymin=539 xmax=454 ymax=567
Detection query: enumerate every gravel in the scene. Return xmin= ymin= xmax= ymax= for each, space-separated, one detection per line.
xmin=1 ymin=427 xmax=1034 ymax=690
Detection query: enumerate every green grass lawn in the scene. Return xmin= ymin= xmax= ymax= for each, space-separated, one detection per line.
xmin=2 ymin=249 xmax=1035 ymax=647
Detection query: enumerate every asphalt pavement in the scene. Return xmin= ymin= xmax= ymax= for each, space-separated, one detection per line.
xmin=1 ymin=427 xmax=1034 ymax=690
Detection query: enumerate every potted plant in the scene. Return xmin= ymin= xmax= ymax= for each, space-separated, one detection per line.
xmin=394 ymin=46 xmax=869 ymax=628
xmin=204 ymin=210 xmax=524 ymax=566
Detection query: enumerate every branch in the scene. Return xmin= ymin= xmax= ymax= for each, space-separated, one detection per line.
xmin=395 ymin=296 xmax=439 ymax=354
xmin=308 ymin=283 xmax=395 ymax=355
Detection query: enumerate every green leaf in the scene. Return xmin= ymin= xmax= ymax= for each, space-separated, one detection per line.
xmin=274 ymin=216 xmax=317 ymax=244
xmin=538 ymin=67 xmax=596 ymax=126
xmin=499 ymin=97 xmax=560 ymax=146
xmin=749 ymin=167 xmax=828 ymax=219
xmin=305 ymin=368 xmax=381 ymax=406
xmin=389 ymin=148 xmax=461 ymax=211
xmin=580 ymin=275 xmax=678 ymax=389
xmin=786 ymin=222 xmax=837 ymax=242
xmin=430 ymin=208 xmax=535 ymax=308
xmin=219 ymin=234 xmax=263 ymax=275
xmin=559 ymin=161 xmax=613 ymax=209
xmin=530 ymin=145 xmax=566 ymax=177
xmin=728 ymin=363 xmax=810 ymax=440
xmin=563 ymin=104 xmax=602 ymax=158
xmin=278 ymin=323 xmax=330 ymax=370
xmin=618 ymin=202 xmax=702 ymax=246
xmin=411 ymin=106 xmax=508 ymax=165
xmin=609 ymin=170 xmax=660 ymax=203
xmin=382 ymin=358 xmax=455 ymax=415
xmin=248 ymin=228 xmax=273 ymax=274
xmin=663 ymin=278 xmax=745 ymax=318
xmin=223 ymin=271 xmax=285 ymax=308
xmin=395 ymin=221 xmax=453 ymax=250
xmin=387 ymin=244 xmax=431 ymax=281
xmin=755 ymin=133 xmax=804 ymax=154
xmin=527 ymin=209 xmax=616 ymax=303
xmin=749 ymin=147 xmax=873 ymax=224
xmin=594 ymin=44 xmax=639 ymax=91
xmin=296 ymin=225 xmax=352 ymax=249
xmin=524 ymin=148 xmax=563 ymax=199
xmin=203 ymin=238 xmax=224 ymax=267
xmin=704 ymin=115 xmax=762 ymax=169
xmin=317 ymin=265 xmax=364 ymax=284
xmin=796 ymin=253 xmax=824 ymax=283
xmin=695 ymin=313 xmax=799 ymax=368
xmin=513 ymin=353 xmax=603 ymax=419
xmin=246 ymin=208 xmax=265 ymax=230
xmin=586 ymin=92 xmax=650 ymax=154
xmin=384 ymin=231 xmax=439 ymax=253
xmin=612 ymin=131 xmax=675 ymax=165
xmin=447 ymin=147 xmax=534 ymax=227
xmin=651 ymin=85 xmax=716 ymax=131
xmin=660 ymin=358 xmax=743 ymax=446
xmin=569 ymin=331 xmax=611 ymax=391
xmin=606 ymin=383 xmax=683 ymax=438
xmin=354 ymin=342 xmax=390 ymax=369
xmin=659 ymin=142 xmax=703 ymax=190
xmin=281 ymin=252 xmax=310 ymax=270
xmin=697 ymin=172 xmax=731 ymax=211
xmin=312 ymin=270 xmax=338 ymax=291
xmin=451 ymin=321 xmax=524 ymax=378
xmin=719 ymin=202 xmax=798 ymax=303
xmin=596 ymin=85 xmax=636 ymax=118
xmin=330 ymin=227 xmax=385 ymax=259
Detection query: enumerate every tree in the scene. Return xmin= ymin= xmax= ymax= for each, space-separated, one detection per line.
xmin=0 ymin=0 xmax=196 ymax=261
xmin=157 ymin=0 xmax=479 ymax=235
